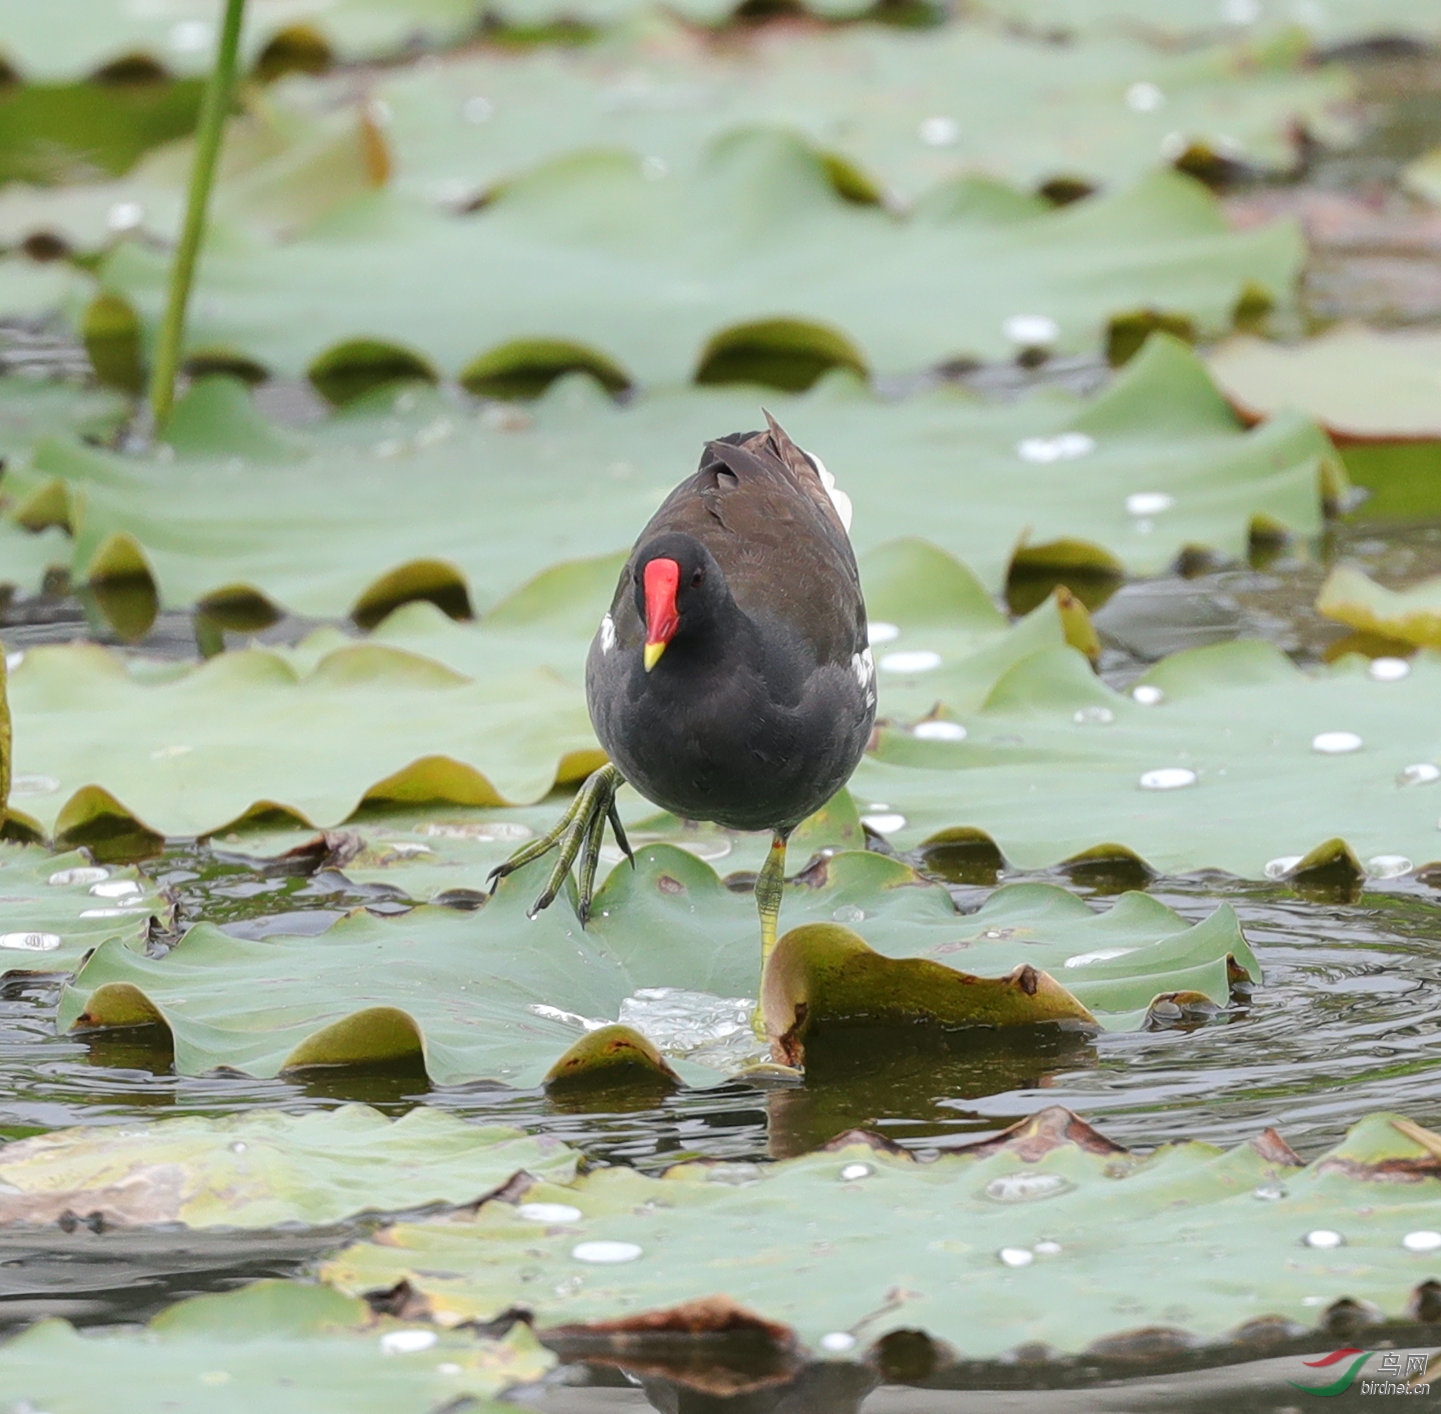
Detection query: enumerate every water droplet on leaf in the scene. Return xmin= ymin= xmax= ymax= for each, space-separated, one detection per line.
xmin=1397 ymin=763 xmax=1439 ymax=787
xmin=1369 ymin=656 xmax=1410 ymax=681
xmin=1125 ymin=491 xmax=1174 ymax=516
xmin=572 ymin=1240 xmax=642 ymax=1264
xmin=0 ymin=933 xmax=60 ymax=952
xmin=860 ymin=813 xmax=906 ymax=834
xmin=1072 ymin=706 xmax=1114 ymax=725
xmin=879 ymin=650 xmax=940 ymax=674
xmin=998 ymin=1247 xmax=1034 ymax=1267
xmin=819 ymin=1331 xmax=857 ymax=1353
xmin=49 ymin=867 xmax=108 ymax=887
xmin=380 ymin=1330 xmax=437 ymax=1355
xmin=1304 ymin=1229 xmax=1343 ymax=1249
xmin=1312 ymin=731 xmax=1362 ymax=754
xmin=90 ymin=880 xmax=141 ymax=899
xmin=518 ymin=1202 xmax=583 ymax=1224
xmin=984 ymin=1171 xmax=1072 ymax=1202
xmin=1263 ymin=856 xmax=1301 ymax=880
xmin=918 ymin=115 xmax=960 ymax=147
xmin=1003 ymin=314 xmax=1059 ymax=347
xmin=1403 ymin=1230 xmax=1441 ymax=1253
xmin=913 ymin=719 xmax=966 ymax=742
xmin=1139 ymin=767 xmax=1196 ymax=790
xmin=1132 ymin=685 xmax=1164 ymax=706
xmin=867 ymin=621 xmax=899 ymax=645
xmin=1252 ymin=1183 xmax=1287 ymax=1201
xmin=840 ymin=1163 xmax=874 ymax=1182
xmin=1125 ymin=81 xmax=1165 ymax=112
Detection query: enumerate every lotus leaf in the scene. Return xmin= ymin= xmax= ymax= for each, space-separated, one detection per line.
xmin=0 ymin=25 xmax=1350 ymax=252
xmin=233 ymin=788 xmax=867 ymax=904
xmin=0 ymin=255 xmax=77 ymax=319
xmin=10 ymin=335 xmax=1336 ymax=625
xmin=0 ymin=843 xmax=165 ymax=972
xmin=0 ymin=377 xmax=127 ymax=456
xmin=0 ymin=523 xmax=70 ymax=596
xmin=0 ymin=0 xmax=483 ymax=81
xmin=853 ymin=639 xmax=1441 ymax=878
xmin=90 ymin=131 xmax=1302 ymax=386
xmin=58 ymin=849 xmax=1254 ymax=1086
xmin=1209 ymin=325 xmax=1441 ymax=440
xmin=982 ymin=0 xmax=1441 ymax=49
xmin=4 ymin=635 xmax=602 ymax=842
xmin=320 ymin=1107 xmax=1441 ymax=1364
xmin=1317 ymin=565 xmax=1441 ymax=649
xmin=3 ymin=547 xmax=1084 ymax=841
xmin=0 ymin=1104 xmax=575 ymax=1227
xmin=0 ymin=1280 xmax=544 ymax=1413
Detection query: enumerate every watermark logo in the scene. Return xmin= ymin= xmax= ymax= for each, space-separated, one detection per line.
xmin=1289 ymin=1349 xmax=1433 ymax=1397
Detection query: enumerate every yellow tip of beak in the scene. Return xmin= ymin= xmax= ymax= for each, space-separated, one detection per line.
xmin=643 ymin=640 xmax=666 ymax=672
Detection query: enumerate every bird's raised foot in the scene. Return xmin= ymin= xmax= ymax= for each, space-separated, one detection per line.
xmin=486 ymin=763 xmax=632 ymax=924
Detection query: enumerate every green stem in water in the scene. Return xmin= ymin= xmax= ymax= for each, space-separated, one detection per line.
xmin=146 ymin=0 xmax=247 ymax=434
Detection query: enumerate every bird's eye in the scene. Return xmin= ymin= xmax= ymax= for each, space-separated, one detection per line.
xmin=691 ymin=569 xmax=705 ymax=588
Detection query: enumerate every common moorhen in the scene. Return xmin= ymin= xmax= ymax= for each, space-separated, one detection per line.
xmin=490 ymin=413 xmax=876 ymax=972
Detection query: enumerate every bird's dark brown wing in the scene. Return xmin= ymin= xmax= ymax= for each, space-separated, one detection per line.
xmin=631 ymin=418 xmax=865 ymax=668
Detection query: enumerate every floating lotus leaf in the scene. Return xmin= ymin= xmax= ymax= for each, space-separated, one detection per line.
xmin=0 ymin=1104 xmax=575 ymax=1227
xmin=10 ymin=335 xmax=1336 ymax=624
xmin=90 ymin=131 xmax=1301 ymax=386
xmin=236 ymin=788 xmax=866 ymax=904
xmin=320 ymin=1107 xmax=1441 ymax=1367
xmin=0 ymin=1280 xmax=545 ymax=1414
xmin=58 ymin=849 xmax=1254 ymax=1086
xmin=4 ymin=635 xmax=602 ymax=842
xmin=1209 ymin=326 xmax=1441 ymax=441
xmin=0 ymin=25 xmax=1350 ymax=251
xmin=853 ymin=639 xmax=1441 ymax=879
xmin=983 ymin=0 xmax=1441 ymax=49
xmin=3 ymin=545 xmax=1082 ymax=843
xmin=1317 ymin=565 xmax=1441 ymax=649
xmin=0 ymin=377 xmax=127 ymax=457
xmin=0 ymin=843 xmax=166 ymax=972
xmin=0 ymin=1 xmax=484 ymax=81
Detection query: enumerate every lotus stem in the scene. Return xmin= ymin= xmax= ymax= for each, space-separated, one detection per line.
xmin=146 ymin=0 xmax=247 ymax=434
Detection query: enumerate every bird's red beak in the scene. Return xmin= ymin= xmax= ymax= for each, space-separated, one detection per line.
xmin=643 ymin=557 xmax=681 ymax=671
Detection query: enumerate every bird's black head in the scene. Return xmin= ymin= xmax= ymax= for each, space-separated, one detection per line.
xmin=633 ymin=531 xmax=726 ymax=671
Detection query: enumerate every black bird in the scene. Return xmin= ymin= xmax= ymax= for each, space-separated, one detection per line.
xmin=490 ymin=413 xmax=876 ymax=973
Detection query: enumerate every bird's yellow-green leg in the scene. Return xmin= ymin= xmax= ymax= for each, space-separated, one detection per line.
xmin=751 ymin=830 xmax=791 ymax=1039
xmin=486 ymin=763 xmax=631 ymax=921
xmin=756 ymin=830 xmax=790 ymax=967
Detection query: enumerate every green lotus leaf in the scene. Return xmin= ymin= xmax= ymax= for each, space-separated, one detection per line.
xmin=1317 ymin=565 xmax=1441 ymax=649
xmin=89 ymin=131 xmax=1301 ymax=386
xmin=0 ymin=1 xmax=484 ymax=81
xmin=319 ymin=1107 xmax=1441 ymax=1365
xmin=3 ymin=634 xmax=603 ymax=841
xmin=0 ymin=25 xmax=1350 ymax=251
xmin=1210 ymin=325 xmax=1441 ymax=441
xmin=0 ymin=843 xmax=167 ymax=972
xmin=0 ymin=1280 xmax=545 ymax=1414
xmin=58 ymin=849 xmax=1254 ymax=1086
xmin=0 ymin=1104 xmax=575 ymax=1227
xmin=2 ymin=538 xmax=1081 ymax=842
xmin=982 ymin=0 xmax=1441 ymax=49
xmin=9 ymin=335 xmax=1336 ymax=625
xmin=853 ymin=639 xmax=1441 ymax=878
xmin=227 ymin=788 xmax=866 ymax=905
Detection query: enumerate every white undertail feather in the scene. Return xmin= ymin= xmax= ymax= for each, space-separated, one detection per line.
xmin=850 ymin=647 xmax=876 ymax=708
xmin=803 ymin=450 xmax=853 ymax=534
xmin=599 ymin=612 xmax=617 ymax=654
